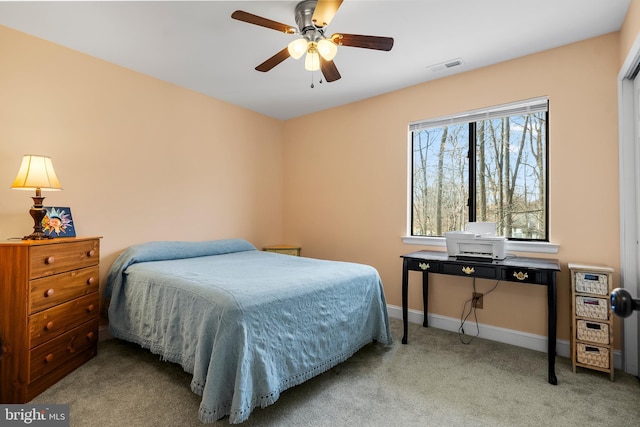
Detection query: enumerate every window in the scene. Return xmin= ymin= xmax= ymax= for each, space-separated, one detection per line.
xmin=409 ymin=98 xmax=549 ymax=240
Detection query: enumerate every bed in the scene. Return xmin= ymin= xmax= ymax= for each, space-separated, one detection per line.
xmin=104 ymin=239 xmax=392 ymax=424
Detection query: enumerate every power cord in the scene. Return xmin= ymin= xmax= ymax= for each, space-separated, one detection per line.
xmin=458 ymin=295 xmax=480 ymax=344
xmin=458 ymin=278 xmax=500 ymax=344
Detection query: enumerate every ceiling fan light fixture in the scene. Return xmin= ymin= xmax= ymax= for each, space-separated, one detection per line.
xmin=287 ymin=38 xmax=308 ymax=60
xmin=232 ymin=1 xmax=394 ymax=83
xmin=317 ymin=38 xmax=338 ymax=61
xmin=305 ymin=51 xmax=320 ymax=71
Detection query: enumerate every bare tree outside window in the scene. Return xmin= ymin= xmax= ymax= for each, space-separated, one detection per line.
xmin=411 ymin=101 xmax=548 ymax=241
xmin=412 ymin=124 xmax=468 ymax=236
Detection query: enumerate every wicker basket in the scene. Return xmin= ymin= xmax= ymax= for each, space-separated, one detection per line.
xmin=577 ymin=343 xmax=610 ymax=368
xmin=575 ymin=271 xmax=609 ymax=295
xmin=575 ymin=296 xmax=608 ymax=320
xmin=577 ymin=320 xmax=609 ymax=344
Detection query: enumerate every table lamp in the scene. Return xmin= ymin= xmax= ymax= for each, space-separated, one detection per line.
xmin=11 ymin=154 xmax=63 ymax=240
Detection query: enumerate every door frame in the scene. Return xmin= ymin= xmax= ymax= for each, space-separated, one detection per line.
xmin=617 ymin=33 xmax=640 ymax=376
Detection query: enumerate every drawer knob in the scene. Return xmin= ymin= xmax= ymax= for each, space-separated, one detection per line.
xmin=45 ymin=321 xmax=54 ymax=330
xmin=86 ymin=331 xmax=95 ymax=340
xmin=87 ymin=304 xmax=95 ymax=312
xmin=462 ymin=266 xmax=475 ymax=275
xmin=45 ymin=256 xmax=55 ymax=265
xmin=419 ymin=262 xmax=430 ymax=271
xmin=45 ymin=288 xmax=55 ymax=297
xmin=87 ymin=250 xmax=96 ymax=257
xmin=87 ymin=277 xmax=95 ymax=285
xmin=45 ymin=353 xmax=54 ymax=363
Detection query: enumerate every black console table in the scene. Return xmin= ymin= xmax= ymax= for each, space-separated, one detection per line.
xmin=401 ymin=250 xmax=561 ymax=385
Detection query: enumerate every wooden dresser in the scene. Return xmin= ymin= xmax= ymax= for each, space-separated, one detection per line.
xmin=0 ymin=237 xmax=100 ymax=403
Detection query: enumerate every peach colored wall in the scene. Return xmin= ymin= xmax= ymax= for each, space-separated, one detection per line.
xmin=0 ymin=26 xmax=285 ymax=306
xmin=620 ymin=0 xmax=640 ymax=66
xmin=283 ymin=33 xmax=621 ymax=343
xmin=0 ymin=20 xmax=629 ymax=346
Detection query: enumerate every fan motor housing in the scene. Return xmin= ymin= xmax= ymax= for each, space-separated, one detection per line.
xmin=295 ymin=0 xmax=323 ymax=41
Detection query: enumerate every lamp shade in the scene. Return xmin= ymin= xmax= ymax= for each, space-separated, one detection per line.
xmin=305 ymin=51 xmax=320 ymax=71
xmin=11 ymin=155 xmax=62 ymax=191
xmin=317 ymin=39 xmax=338 ymax=61
xmin=287 ymin=38 xmax=308 ymax=60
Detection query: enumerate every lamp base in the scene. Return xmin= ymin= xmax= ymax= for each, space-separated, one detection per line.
xmin=22 ymin=231 xmax=53 ymax=241
xmin=23 ymin=199 xmax=52 ymax=241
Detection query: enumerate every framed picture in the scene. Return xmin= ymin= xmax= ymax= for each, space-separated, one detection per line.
xmin=42 ymin=206 xmax=76 ymax=238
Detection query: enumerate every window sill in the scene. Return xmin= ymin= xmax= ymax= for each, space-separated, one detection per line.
xmin=401 ymin=236 xmax=559 ymax=255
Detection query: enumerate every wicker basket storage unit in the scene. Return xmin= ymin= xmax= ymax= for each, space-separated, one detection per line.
xmin=569 ymin=263 xmax=615 ymax=381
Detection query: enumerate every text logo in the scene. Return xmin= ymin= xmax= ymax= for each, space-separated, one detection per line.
xmin=0 ymin=405 xmax=69 ymax=427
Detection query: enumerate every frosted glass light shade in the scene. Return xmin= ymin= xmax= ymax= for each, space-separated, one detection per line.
xmin=305 ymin=51 xmax=320 ymax=71
xmin=317 ymin=39 xmax=338 ymax=61
xmin=11 ymin=155 xmax=62 ymax=191
xmin=287 ymin=38 xmax=308 ymax=60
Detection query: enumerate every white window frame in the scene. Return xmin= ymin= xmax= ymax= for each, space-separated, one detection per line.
xmin=403 ymin=97 xmax=559 ymax=254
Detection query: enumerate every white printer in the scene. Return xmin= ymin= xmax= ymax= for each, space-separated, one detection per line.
xmin=444 ymin=222 xmax=507 ymax=260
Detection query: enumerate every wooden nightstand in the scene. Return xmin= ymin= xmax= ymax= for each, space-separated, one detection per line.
xmin=263 ymin=245 xmax=301 ymax=256
xmin=0 ymin=237 xmax=101 ymax=403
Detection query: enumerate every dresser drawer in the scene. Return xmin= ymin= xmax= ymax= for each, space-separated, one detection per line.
xmin=30 ymin=266 xmax=99 ymax=313
xmin=405 ymin=258 xmax=440 ymax=273
xmin=29 ymin=239 xmax=99 ymax=279
xmin=441 ymin=263 xmax=497 ymax=279
xmin=29 ymin=318 xmax=98 ymax=384
xmin=502 ymin=268 xmax=542 ymax=284
xmin=29 ymin=293 xmax=99 ymax=348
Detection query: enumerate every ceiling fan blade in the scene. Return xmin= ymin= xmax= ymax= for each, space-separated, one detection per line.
xmin=320 ymin=57 xmax=341 ymax=82
xmin=231 ymin=10 xmax=296 ymax=34
xmin=331 ymin=33 xmax=394 ymax=51
xmin=255 ymin=47 xmax=291 ymax=72
xmin=312 ymin=0 xmax=344 ymax=27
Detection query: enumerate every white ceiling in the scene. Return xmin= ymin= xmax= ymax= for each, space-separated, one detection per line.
xmin=0 ymin=0 xmax=631 ymax=120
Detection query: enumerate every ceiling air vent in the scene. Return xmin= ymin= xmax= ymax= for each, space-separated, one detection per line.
xmin=445 ymin=59 xmax=462 ymax=68
xmin=428 ymin=58 xmax=464 ymax=73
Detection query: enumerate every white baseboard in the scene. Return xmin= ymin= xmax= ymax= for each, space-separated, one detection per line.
xmin=386 ymin=304 xmax=623 ymax=370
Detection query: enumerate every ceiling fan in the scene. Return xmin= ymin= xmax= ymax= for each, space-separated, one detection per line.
xmin=231 ymin=0 xmax=394 ymax=85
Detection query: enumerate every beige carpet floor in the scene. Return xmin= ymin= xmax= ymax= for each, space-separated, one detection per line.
xmin=31 ymin=319 xmax=640 ymax=426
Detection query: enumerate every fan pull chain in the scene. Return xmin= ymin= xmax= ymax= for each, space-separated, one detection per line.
xmin=310 ymin=70 xmax=323 ymax=89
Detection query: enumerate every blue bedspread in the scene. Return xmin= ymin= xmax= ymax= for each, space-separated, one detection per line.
xmin=105 ymin=239 xmax=392 ymax=423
